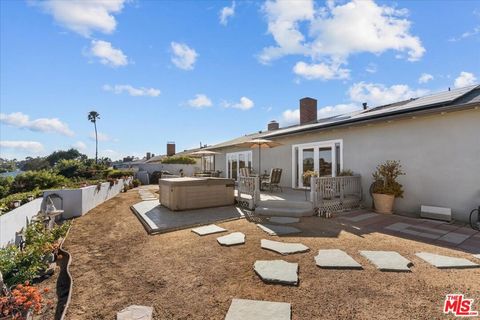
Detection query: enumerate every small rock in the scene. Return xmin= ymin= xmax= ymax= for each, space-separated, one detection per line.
xmin=117 ymin=305 xmax=153 ymax=320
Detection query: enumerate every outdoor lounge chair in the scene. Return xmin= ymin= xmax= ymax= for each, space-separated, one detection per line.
xmin=261 ymin=168 xmax=283 ymax=192
xmin=239 ymin=167 xmax=251 ymax=177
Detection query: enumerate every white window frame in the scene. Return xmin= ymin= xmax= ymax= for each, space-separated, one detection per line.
xmin=226 ymin=150 xmax=253 ymax=180
xmin=291 ymin=139 xmax=343 ymax=189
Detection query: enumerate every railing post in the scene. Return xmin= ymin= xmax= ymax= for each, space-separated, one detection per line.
xmin=254 ymin=176 xmax=260 ymax=205
xmin=340 ymin=176 xmax=345 ymax=203
xmin=310 ymin=176 xmax=317 ymax=209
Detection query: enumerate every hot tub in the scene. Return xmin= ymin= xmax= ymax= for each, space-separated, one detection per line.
xmin=158 ymin=177 xmax=235 ymax=211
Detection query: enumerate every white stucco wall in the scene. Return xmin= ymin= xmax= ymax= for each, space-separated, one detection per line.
xmin=215 ymin=108 xmax=480 ymax=221
xmin=0 ymin=198 xmax=43 ymax=247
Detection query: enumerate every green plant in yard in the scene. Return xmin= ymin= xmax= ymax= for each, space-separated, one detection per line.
xmin=371 ymin=160 xmax=405 ymax=198
xmin=132 ymin=179 xmax=141 ymax=187
xmin=107 ymin=169 xmax=134 ymax=179
xmin=54 ymin=159 xmax=86 ymax=178
xmin=160 ymin=156 xmax=196 ymax=164
xmin=11 ymin=170 xmax=69 ymax=194
xmin=0 ymin=176 xmax=14 ymax=198
xmin=338 ymin=169 xmax=354 ymax=176
xmin=0 ymin=220 xmax=70 ymax=287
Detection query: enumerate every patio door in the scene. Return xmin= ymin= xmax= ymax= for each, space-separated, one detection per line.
xmin=226 ymin=151 xmax=252 ymax=180
xmin=292 ymin=140 xmax=343 ymax=188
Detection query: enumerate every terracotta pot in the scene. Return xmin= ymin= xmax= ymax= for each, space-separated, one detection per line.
xmin=373 ymin=193 xmax=395 ymax=214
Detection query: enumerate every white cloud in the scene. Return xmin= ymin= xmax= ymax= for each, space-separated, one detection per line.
xmin=259 ymin=0 xmax=314 ymax=64
xmin=36 ymin=0 xmax=126 ymax=37
xmin=454 ymin=71 xmax=477 ymax=88
xmin=219 ymin=2 xmax=235 ymax=26
xmin=260 ymin=0 xmax=425 ymax=80
xmin=89 ymin=131 xmax=110 ymax=142
xmin=449 ymin=26 xmax=480 ymax=42
xmin=317 ymin=103 xmax=361 ymax=119
xmin=365 ymin=63 xmax=377 ymax=74
xmin=187 ymin=94 xmax=213 ymax=109
xmin=72 ymin=141 xmax=87 ymax=151
xmin=170 ymin=42 xmax=198 ymax=70
xmin=103 ymin=84 xmax=160 ymax=97
xmin=280 ymin=109 xmax=300 ymax=126
xmin=418 ymin=73 xmax=434 ymax=84
xmin=222 ymin=97 xmax=254 ymax=110
xmin=281 ymin=103 xmax=361 ymax=126
xmin=0 ymin=112 xmax=74 ymax=136
xmin=349 ymin=82 xmax=428 ymax=106
xmin=0 ymin=141 xmax=44 ymax=153
xmin=89 ymin=40 xmax=128 ymax=67
xmin=293 ymin=61 xmax=350 ymax=80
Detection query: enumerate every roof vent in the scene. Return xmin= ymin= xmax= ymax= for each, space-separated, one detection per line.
xmin=362 ymin=102 xmax=368 ymax=110
xmin=268 ymin=120 xmax=279 ymax=131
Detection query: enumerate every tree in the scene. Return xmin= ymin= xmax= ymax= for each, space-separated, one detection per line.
xmin=19 ymin=157 xmax=49 ymax=171
xmin=46 ymin=148 xmax=85 ymax=166
xmin=88 ymin=111 xmax=100 ymax=164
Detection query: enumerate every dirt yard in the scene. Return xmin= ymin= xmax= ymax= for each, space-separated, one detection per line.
xmin=63 ymin=190 xmax=480 ymax=320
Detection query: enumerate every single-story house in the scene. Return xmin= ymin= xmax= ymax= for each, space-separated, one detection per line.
xmin=204 ymin=84 xmax=480 ymax=222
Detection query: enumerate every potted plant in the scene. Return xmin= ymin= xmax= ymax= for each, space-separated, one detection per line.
xmin=302 ymin=170 xmax=318 ymax=188
xmin=371 ymin=160 xmax=405 ymax=214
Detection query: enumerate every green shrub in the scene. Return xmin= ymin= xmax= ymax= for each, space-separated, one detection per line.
xmin=338 ymin=169 xmax=354 ymax=176
xmin=0 ymin=220 xmax=70 ymax=287
xmin=107 ymin=169 xmax=134 ymax=179
xmin=54 ymin=159 xmax=86 ymax=178
xmin=371 ymin=160 xmax=405 ymax=198
xmin=0 ymin=176 xmax=14 ymax=198
xmin=11 ymin=170 xmax=69 ymax=193
xmin=160 ymin=156 xmax=196 ymax=165
xmin=132 ymin=179 xmax=141 ymax=187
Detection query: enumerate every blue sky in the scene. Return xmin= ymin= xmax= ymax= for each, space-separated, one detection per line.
xmin=1 ymin=0 xmax=479 ymax=160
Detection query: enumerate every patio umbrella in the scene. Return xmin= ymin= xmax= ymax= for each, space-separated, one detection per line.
xmin=236 ymin=138 xmax=282 ymax=175
xmin=189 ymin=150 xmax=219 ymax=171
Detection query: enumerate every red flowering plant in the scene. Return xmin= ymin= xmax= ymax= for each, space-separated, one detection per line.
xmin=0 ymin=281 xmax=50 ymax=319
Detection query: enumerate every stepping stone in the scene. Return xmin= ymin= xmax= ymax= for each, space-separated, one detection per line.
xmin=225 ymin=299 xmax=291 ymax=320
xmin=191 ymin=224 xmax=226 ymax=236
xmin=254 ymin=260 xmax=298 ymax=285
xmin=217 ymin=232 xmax=245 ymax=246
xmin=343 ymin=213 xmax=378 ymax=222
xmin=473 ymin=254 xmax=480 ymax=260
xmin=261 ymin=239 xmax=309 ymax=255
xmin=268 ymin=217 xmax=300 ymax=224
xmin=257 ymin=224 xmax=301 ymax=236
xmin=117 ymin=305 xmax=153 ymax=320
xmin=315 ymin=249 xmax=362 ymax=270
xmin=360 ymin=251 xmax=412 ymax=272
xmin=415 ymin=252 xmax=479 ymax=269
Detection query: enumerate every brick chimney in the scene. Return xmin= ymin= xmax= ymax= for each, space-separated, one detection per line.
xmin=166 ymin=142 xmax=175 ymax=156
xmin=268 ymin=120 xmax=279 ymax=131
xmin=300 ymin=97 xmax=317 ymax=125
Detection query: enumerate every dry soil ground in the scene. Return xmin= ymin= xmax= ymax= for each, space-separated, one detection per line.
xmin=62 ymin=190 xmax=480 ymax=320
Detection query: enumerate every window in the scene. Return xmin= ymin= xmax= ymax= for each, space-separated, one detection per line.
xmin=291 ymin=139 xmax=343 ymax=188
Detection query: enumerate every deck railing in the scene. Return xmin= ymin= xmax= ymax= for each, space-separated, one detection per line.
xmin=237 ymin=176 xmax=260 ymax=209
xmin=310 ymin=175 xmax=362 ymax=214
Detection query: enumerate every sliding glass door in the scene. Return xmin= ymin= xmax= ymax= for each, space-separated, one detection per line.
xmin=292 ymin=140 xmax=342 ymax=188
xmin=226 ymin=151 xmax=252 ymax=180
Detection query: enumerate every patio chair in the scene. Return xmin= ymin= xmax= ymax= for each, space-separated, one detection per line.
xmin=261 ymin=168 xmax=283 ymax=192
xmin=239 ymin=167 xmax=251 ymax=177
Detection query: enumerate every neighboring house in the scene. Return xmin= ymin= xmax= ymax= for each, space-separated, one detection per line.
xmin=205 ymin=85 xmax=480 ymax=222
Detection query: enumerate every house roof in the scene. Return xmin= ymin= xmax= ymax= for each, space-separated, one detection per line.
xmin=206 ymin=84 xmax=479 ymax=150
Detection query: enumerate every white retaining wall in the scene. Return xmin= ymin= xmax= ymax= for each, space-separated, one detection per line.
xmin=0 ymin=198 xmax=43 ymax=247
xmin=1 ymin=178 xmax=131 ymax=247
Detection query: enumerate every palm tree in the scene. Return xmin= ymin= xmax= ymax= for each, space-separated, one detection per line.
xmin=88 ymin=111 xmax=100 ymax=164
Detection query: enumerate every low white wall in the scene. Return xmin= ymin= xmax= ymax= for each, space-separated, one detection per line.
xmin=43 ymin=178 xmax=132 ymax=219
xmin=0 ymin=198 xmax=43 ymax=247
xmin=0 ymin=178 xmax=131 ymax=247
